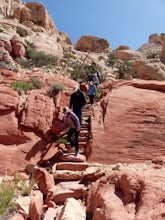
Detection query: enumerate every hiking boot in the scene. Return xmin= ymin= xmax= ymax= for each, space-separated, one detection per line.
xmin=74 ymin=151 xmax=78 ymax=157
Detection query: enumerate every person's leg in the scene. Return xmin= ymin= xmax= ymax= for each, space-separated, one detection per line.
xmin=89 ymin=95 xmax=92 ymax=105
xmin=89 ymin=95 xmax=94 ymax=105
xmin=73 ymin=107 xmax=82 ymax=125
xmin=74 ymin=130 xmax=79 ymax=156
xmin=67 ymin=128 xmax=75 ymax=148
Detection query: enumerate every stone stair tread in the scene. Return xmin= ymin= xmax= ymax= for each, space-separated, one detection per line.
xmin=53 ymin=170 xmax=83 ymax=180
xmin=56 ymin=161 xmax=89 ymax=171
xmin=59 ymin=153 xmax=86 ymax=162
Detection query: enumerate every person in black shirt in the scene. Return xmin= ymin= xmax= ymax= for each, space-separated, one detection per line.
xmin=69 ymin=85 xmax=86 ymax=125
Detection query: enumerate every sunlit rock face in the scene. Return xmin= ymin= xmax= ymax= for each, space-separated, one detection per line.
xmin=74 ymin=36 xmax=110 ymax=52
xmin=88 ymin=80 xmax=165 ymax=165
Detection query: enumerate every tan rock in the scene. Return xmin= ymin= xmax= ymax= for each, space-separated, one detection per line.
xmin=56 ymin=198 xmax=86 ymax=220
xmin=15 ymin=196 xmax=30 ymax=219
xmin=134 ymin=59 xmax=165 ymax=80
xmin=114 ymin=49 xmax=144 ymax=61
xmin=9 ymin=214 xmax=25 ymax=220
xmin=43 ymin=207 xmax=58 ymax=220
xmin=25 ymin=2 xmax=58 ymax=34
xmin=74 ymin=36 xmax=110 ymax=53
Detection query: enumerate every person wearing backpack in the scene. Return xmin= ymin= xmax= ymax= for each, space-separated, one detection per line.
xmin=62 ymin=107 xmax=81 ymax=157
xmin=87 ymin=81 xmax=97 ymax=106
xmin=69 ymin=85 xmax=86 ymax=125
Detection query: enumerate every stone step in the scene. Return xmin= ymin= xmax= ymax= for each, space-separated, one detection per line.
xmin=78 ymin=136 xmax=88 ymax=142
xmin=53 ymin=170 xmax=83 ymax=181
xmin=82 ymin=111 xmax=91 ymax=117
xmin=55 ymin=162 xmax=89 ymax=171
xmin=79 ymin=142 xmax=87 ymax=148
xmin=59 ymin=153 xmax=86 ymax=162
xmin=65 ymin=142 xmax=86 ymax=149
xmin=79 ymin=130 xmax=89 ymax=137
xmin=82 ymin=116 xmax=90 ymax=122
xmin=81 ymin=122 xmax=89 ymax=129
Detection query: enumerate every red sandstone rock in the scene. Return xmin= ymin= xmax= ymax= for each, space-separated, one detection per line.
xmin=86 ymin=169 xmax=165 ymax=220
xmin=45 ymin=181 xmax=84 ymax=204
xmin=29 ymin=190 xmax=43 ymax=220
xmin=88 ymin=80 xmax=165 ymax=165
xmin=33 ymin=167 xmax=54 ymax=195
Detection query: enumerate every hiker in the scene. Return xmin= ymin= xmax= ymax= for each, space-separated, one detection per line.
xmin=93 ymin=72 xmax=100 ymax=87
xmin=62 ymin=107 xmax=81 ymax=156
xmin=87 ymin=81 xmax=97 ymax=106
xmin=69 ymin=85 xmax=86 ymax=125
xmin=87 ymin=73 xmax=95 ymax=84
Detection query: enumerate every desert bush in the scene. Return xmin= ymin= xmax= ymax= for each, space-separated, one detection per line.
xmin=0 ymin=181 xmax=15 ymax=215
xmin=11 ymin=80 xmax=35 ymax=94
xmin=0 ymin=175 xmax=36 ymax=217
xmin=116 ymin=60 xmax=133 ymax=79
xmin=107 ymin=52 xmax=116 ymax=67
xmin=95 ymin=87 xmax=103 ymax=101
xmin=56 ymin=137 xmax=67 ymax=144
xmin=49 ymin=82 xmax=65 ymax=98
xmin=63 ymin=48 xmax=75 ymax=59
xmin=14 ymin=174 xmax=36 ymax=197
xmin=30 ymin=76 xmax=43 ymax=89
xmin=70 ymin=58 xmax=104 ymax=83
xmin=16 ymin=27 xmax=27 ymax=37
xmin=19 ymin=40 xmax=58 ymax=68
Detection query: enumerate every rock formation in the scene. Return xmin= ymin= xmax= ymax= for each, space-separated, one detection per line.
xmin=0 ymin=1 xmax=165 ymax=219
xmin=74 ymin=35 xmax=110 ymax=52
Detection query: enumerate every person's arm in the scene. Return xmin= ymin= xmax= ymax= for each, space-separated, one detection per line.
xmin=81 ymin=91 xmax=86 ymax=106
xmin=94 ymin=85 xmax=97 ymax=96
xmin=71 ymin=112 xmax=81 ymax=131
xmin=69 ymin=94 xmax=73 ymax=109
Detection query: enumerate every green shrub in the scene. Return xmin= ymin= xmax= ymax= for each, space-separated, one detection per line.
xmin=116 ymin=60 xmax=133 ymax=79
xmin=16 ymin=27 xmax=27 ymax=37
xmin=95 ymin=87 xmax=103 ymax=101
xmin=11 ymin=80 xmax=35 ymax=94
xmin=0 ymin=181 xmax=15 ymax=215
xmin=49 ymin=82 xmax=65 ymax=98
xmin=0 ymin=28 xmax=3 ymax=33
xmin=63 ymin=49 xmax=75 ymax=59
xmin=30 ymin=76 xmax=43 ymax=89
xmin=107 ymin=52 xmax=116 ymax=67
xmin=14 ymin=174 xmax=36 ymax=197
xmin=19 ymin=40 xmax=58 ymax=68
xmin=56 ymin=137 xmax=67 ymax=144
xmin=0 ymin=174 xmax=36 ymax=217
xmin=146 ymin=53 xmax=159 ymax=59
xmin=70 ymin=58 xmax=103 ymax=83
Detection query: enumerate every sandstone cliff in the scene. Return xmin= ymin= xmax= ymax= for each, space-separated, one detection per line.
xmin=0 ymin=1 xmax=165 ymax=220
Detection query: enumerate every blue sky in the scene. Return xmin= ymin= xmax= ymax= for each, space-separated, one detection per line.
xmin=23 ymin=0 xmax=165 ymax=50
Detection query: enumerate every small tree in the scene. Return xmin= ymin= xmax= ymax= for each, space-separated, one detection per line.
xmin=11 ymin=80 xmax=35 ymax=94
xmin=49 ymin=82 xmax=65 ymax=98
xmin=30 ymin=76 xmax=43 ymax=89
xmin=116 ymin=60 xmax=133 ymax=79
xmin=19 ymin=40 xmax=58 ymax=68
xmin=107 ymin=52 xmax=116 ymax=67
